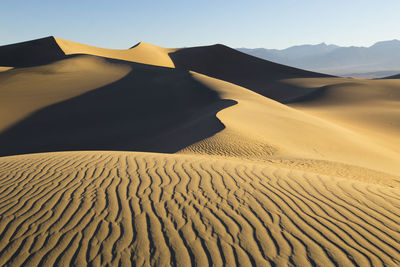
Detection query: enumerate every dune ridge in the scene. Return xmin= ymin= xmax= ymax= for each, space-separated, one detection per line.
xmin=0 ymin=37 xmax=65 ymax=67
xmin=169 ymin=44 xmax=331 ymax=102
xmin=0 ymin=151 xmax=400 ymax=266
xmin=54 ymin=37 xmax=176 ymax=68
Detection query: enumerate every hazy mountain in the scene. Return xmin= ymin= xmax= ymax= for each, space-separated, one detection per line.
xmin=237 ymin=40 xmax=400 ymax=78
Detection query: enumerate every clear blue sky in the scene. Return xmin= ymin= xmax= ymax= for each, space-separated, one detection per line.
xmin=1 ymin=0 xmax=399 ymax=49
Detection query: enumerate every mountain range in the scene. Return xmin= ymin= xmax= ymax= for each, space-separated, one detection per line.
xmin=238 ymin=40 xmax=400 ymax=78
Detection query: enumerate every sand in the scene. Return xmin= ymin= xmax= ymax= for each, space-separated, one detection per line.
xmin=0 ymin=37 xmax=399 ymax=266
xmin=0 ymin=151 xmax=399 ymax=266
xmin=54 ymin=37 xmax=176 ymax=68
xmin=0 ymin=67 xmax=12 ymax=72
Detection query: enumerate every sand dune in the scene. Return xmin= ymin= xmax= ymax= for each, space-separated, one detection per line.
xmin=0 ymin=55 xmax=131 ymax=132
xmin=285 ymin=77 xmax=400 ymax=151
xmin=0 ymin=37 xmax=65 ymax=67
xmin=0 ymin=37 xmax=332 ymax=103
xmin=54 ymin=38 xmax=175 ymax=68
xmin=0 ymin=37 xmax=399 ymax=266
xmin=1 ymin=55 xmax=399 ymax=177
xmin=169 ymin=44 xmax=331 ymax=102
xmin=0 ymin=67 xmax=12 ymax=72
xmin=0 ymin=55 xmax=236 ymax=156
xmin=0 ymin=37 xmax=175 ymax=69
xmin=0 ymin=151 xmax=399 ymax=266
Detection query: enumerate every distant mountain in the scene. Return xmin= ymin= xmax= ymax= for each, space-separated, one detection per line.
xmin=382 ymin=73 xmax=400 ymax=79
xmin=237 ymin=40 xmax=400 ymax=78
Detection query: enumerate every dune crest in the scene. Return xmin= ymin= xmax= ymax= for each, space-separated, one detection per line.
xmin=0 ymin=37 xmax=65 ymax=67
xmin=169 ymin=44 xmax=331 ymax=102
xmin=54 ymin=37 xmax=175 ymax=68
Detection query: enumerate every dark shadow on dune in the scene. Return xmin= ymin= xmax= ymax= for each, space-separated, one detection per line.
xmin=169 ymin=45 xmax=332 ymax=103
xmin=0 ymin=58 xmax=236 ymax=157
xmin=0 ymin=37 xmax=66 ymax=68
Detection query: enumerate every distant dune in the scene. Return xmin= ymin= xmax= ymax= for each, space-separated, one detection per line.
xmin=0 ymin=37 xmax=399 ymax=266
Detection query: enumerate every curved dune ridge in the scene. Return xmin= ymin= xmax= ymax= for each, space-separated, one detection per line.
xmin=0 ymin=151 xmax=400 ymax=266
xmin=54 ymin=37 xmax=176 ymax=68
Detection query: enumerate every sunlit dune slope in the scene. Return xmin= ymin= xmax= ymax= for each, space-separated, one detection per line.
xmin=54 ymin=37 xmax=175 ymax=68
xmin=0 ymin=151 xmax=400 ymax=267
xmin=0 ymin=37 xmax=175 ymax=68
xmin=179 ymin=73 xmax=400 ymax=178
xmin=169 ymin=44 xmax=331 ymax=102
xmin=0 ymin=67 xmax=12 ymax=72
xmin=284 ymin=77 xmax=400 ymax=151
xmin=1 ymin=54 xmax=399 ymax=177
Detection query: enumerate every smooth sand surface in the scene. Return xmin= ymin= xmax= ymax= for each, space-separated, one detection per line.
xmin=286 ymin=78 xmax=400 ymax=152
xmin=0 ymin=37 xmax=399 ymax=266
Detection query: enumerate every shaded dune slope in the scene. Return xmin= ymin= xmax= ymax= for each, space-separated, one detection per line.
xmin=0 ymin=55 xmax=131 ymax=132
xmin=0 ymin=151 xmax=399 ymax=266
xmin=0 ymin=37 xmax=334 ymax=103
xmin=0 ymin=55 xmax=235 ymax=157
xmin=0 ymin=37 xmax=65 ymax=68
xmin=1 ymin=55 xmax=399 ymax=177
xmin=169 ymin=45 xmax=331 ymax=102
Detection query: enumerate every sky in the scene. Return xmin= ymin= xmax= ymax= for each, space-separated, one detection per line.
xmin=1 ymin=0 xmax=399 ymax=49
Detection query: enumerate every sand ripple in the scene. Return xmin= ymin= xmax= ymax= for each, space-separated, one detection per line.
xmin=0 ymin=151 xmax=399 ymax=266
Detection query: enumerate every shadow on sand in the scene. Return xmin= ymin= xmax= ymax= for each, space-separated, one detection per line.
xmin=0 ymin=37 xmax=66 ymax=68
xmin=0 ymin=58 xmax=236 ymax=156
xmin=169 ymin=44 xmax=331 ymax=103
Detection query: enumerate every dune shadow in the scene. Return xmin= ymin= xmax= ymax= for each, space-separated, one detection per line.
xmin=0 ymin=37 xmax=66 ymax=68
xmin=0 ymin=58 xmax=236 ymax=157
xmin=169 ymin=45 xmax=331 ymax=103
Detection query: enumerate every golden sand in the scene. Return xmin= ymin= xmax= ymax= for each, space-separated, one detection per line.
xmin=0 ymin=37 xmax=399 ymax=266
